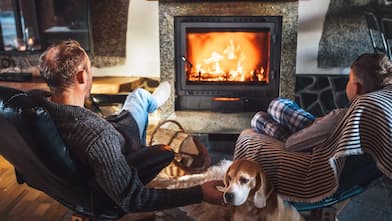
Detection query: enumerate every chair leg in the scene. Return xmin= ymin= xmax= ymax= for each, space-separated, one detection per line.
xmin=71 ymin=214 xmax=95 ymax=221
xmin=309 ymin=206 xmax=337 ymax=221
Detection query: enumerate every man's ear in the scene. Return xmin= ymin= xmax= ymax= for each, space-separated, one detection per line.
xmin=76 ymin=69 xmax=87 ymax=85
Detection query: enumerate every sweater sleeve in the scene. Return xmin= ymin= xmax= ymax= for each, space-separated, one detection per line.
xmin=284 ymin=108 xmax=347 ymax=152
xmin=87 ymin=130 xmax=203 ymax=212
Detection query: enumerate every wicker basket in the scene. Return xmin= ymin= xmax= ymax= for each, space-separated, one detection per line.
xmin=149 ymin=120 xmax=210 ymax=177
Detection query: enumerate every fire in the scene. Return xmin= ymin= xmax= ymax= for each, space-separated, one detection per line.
xmin=185 ymin=31 xmax=269 ymax=83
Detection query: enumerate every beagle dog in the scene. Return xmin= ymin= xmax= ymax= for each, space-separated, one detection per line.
xmin=152 ymin=159 xmax=304 ymax=221
xmin=220 ymin=159 xmax=305 ymax=221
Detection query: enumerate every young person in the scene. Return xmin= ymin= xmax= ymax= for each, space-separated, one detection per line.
xmin=251 ymin=53 xmax=392 ymax=152
xmin=38 ymin=40 xmax=224 ymax=213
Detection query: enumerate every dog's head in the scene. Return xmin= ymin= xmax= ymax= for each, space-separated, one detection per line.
xmin=222 ymin=159 xmax=272 ymax=209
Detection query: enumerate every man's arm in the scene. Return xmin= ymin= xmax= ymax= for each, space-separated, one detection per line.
xmin=87 ymin=130 xmax=223 ymax=212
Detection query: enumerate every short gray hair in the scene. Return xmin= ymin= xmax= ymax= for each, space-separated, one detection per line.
xmin=39 ymin=40 xmax=88 ymax=93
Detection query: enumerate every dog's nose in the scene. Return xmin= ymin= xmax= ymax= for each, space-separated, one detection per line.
xmin=224 ymin=192 xmax=234 ymax=203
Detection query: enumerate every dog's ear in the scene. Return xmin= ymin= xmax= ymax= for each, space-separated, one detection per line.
xmin=224 ymin=163 xmax=232 ymax=187
xmin=253 ymin=171 xmax=267 ymax=208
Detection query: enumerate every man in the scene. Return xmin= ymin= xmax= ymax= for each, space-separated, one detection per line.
xmin=251 ymin=53 xmax=392 ymax=152
xmin=38 ymin=40 xmax=224 ymax=212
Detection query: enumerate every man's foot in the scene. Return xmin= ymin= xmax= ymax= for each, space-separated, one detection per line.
xmin=152 ymin=81 xmax=171 ymax=107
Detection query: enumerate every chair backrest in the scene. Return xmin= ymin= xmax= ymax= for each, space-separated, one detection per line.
xmin=364 ymin=11 xmax=389 ymax=55
xmin=381 ymin=16 xmax=392 ymax=59
xmin=0 ymin=86 xmax=124 ymax=218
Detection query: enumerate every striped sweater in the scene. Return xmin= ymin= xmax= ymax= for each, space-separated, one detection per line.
xmin=43 ymin=100 xmax=202 ymax=212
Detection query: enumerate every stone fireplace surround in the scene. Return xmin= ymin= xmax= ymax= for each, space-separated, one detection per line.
xmin=159 ymin=1 xmax=298 ymax=134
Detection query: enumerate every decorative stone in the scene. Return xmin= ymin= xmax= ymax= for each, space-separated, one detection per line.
xmin=295 ymin=75 xmax=349 ymax=117
xmin=331 ymin=76 xmax=349 ymax=91
xmin=296 ymin=76 xmax=314 ymax=91
xmin=307 ymin=103 xmax=324 ymax=117
xmin=320 ymin=89 xmax=336 ymax=113
xmin=309 ymin=77 xmax=330 ymax=90
xmin=301 ymin=92 xmax=319 ymax=109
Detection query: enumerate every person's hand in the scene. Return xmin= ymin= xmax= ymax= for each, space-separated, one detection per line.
xmin=200 ymin=180 xmax=225 ymax=205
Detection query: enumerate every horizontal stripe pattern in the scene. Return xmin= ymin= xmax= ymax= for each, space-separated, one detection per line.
xmin=234 ymin=86 xmax=392 ymax=203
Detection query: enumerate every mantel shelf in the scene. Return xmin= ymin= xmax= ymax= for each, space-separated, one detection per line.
xmin=0 ymin=76 xmax=142 ymax=94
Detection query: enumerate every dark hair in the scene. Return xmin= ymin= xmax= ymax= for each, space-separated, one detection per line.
xmin=351 ymin=53 xmax=392 ymax=93
xmin=39 ymin=40 xmax=88 ymax=93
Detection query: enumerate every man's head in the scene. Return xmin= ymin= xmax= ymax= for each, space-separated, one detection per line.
xmin=346 ymin=53 xmax=392 ymax=102
xmin=39 ymin=40 xmax=92 ymax=99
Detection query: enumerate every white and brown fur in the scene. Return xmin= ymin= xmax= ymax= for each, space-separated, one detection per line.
xmin=220 ymin=159 xmax=304 ymax=221
xmin=151 ymin=159 xmax=304 ymax=221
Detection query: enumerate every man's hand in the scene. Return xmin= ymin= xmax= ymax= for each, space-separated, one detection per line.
xmin=200 ymin=180 xmax=225 ymax=205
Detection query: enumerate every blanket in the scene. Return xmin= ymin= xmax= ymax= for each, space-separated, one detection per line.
xmin=234 ymin=85 xmax=392 ymax=202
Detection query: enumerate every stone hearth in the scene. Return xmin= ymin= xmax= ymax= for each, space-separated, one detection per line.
xmin=158 ymin=1 xmax=298 ymax=133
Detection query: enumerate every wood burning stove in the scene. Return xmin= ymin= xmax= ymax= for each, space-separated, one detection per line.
xmin=174 ymin=16 xmax=282 ymax=112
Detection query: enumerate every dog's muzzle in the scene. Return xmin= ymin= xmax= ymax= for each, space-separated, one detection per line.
xmin=224 ymin=192 xmax=234 ymax=203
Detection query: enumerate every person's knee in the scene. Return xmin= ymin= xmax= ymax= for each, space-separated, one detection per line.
xmin=268 ymin=98 xmax=295 ymax=112
xmin=267 ymin=98 xmax=291 ymax=123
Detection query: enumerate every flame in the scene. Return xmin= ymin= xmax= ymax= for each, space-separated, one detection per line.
xmin=186 ymin=31 xmax=270 ymax=83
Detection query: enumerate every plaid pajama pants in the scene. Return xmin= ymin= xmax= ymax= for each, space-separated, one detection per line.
xmin=251 ymin=98 xmax=315 ymax=141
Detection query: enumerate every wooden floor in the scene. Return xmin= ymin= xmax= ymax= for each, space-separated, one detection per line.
xmin=1 ymin=155 xmax=329 ymax=221
xmin=0 ymin=156 xmax=191 ymax=221
xmin=0 ymin=156 xmax=68 ymax=221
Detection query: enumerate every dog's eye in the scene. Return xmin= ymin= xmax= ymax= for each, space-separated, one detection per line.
xmin=239 ymin=177 xmax=249 ymax=184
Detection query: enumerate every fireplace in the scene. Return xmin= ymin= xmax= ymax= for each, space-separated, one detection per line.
xmin=174 ymin=16 xmax=282 ymax=112
xmin=159 ymin=1 xmax=297 ymax=133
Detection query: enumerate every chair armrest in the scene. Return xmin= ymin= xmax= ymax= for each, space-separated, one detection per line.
xmin=90 ymin=94 xmax=128 ymax=106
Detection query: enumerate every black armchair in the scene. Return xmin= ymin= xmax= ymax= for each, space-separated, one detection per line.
xmin=381 ymin=16 xmax=392 ymax=60
xmin=0 ymin=86 xmax=125 ymax=220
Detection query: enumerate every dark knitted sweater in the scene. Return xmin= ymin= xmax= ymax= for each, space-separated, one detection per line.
xmin=43 ymin=100 xmax=203 ymax=212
